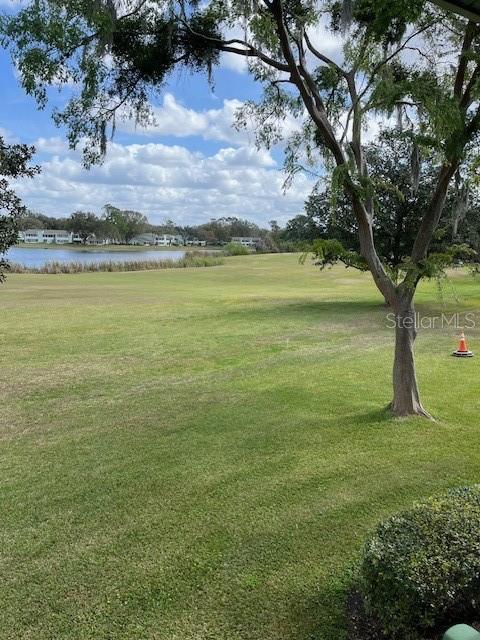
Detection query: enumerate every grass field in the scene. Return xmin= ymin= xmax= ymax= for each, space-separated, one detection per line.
xmin=1 ymin=253 xmax=479 ymax=640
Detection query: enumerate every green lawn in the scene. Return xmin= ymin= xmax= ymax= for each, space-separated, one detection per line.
xmin=1 ymin=253 xmax=479 ymax=640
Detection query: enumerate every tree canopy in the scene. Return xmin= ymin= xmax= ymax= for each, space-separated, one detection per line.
xmin=298 ymin=132 xmax=480 ymax=275
xmin=0 ymin=137 xmax=38 ymax=280
xmin=68 ymin=211 xmax=101 ymax=243
xmin=103 ymin=204 xmax=148 ymax=243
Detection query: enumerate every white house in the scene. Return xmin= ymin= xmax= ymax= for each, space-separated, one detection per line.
xmin=85 ymin=234 xmax=109 ymax=245
xmin=20 ymin=229 xmax=73 ymax=244
xmin=130 ymin=233 xmax=184 ymax=246
xmin=231 ymin=236 xmax=262 ymax=247
xmin=72 ymin=233 xmax=111 ymax=245
xmin=130 ymin=233 xmax=160 ymax=245
xmin=157 ymin=234 xmax=184 ymax=246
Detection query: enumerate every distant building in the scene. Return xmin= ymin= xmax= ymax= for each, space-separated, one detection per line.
xmin=185 ymin=238 xmax=207 ymax=247
xmin=86 ymin=234 xmax=110 ymax=245
xmin=158 ymin=234 xmax=184 ymax=246
xmin=130 ymin=233 xmax=160 ymax=246
xmin=130 ymin=233 xmax=184 ymax=246
xmin=20 ymin=229 xmax=72 ymax=244
xmin=231 ymin=236 xmax=262 ymax=247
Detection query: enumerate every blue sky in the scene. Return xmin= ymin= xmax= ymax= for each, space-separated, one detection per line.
xmin=0 ymin=8 xmax=316 ymax=228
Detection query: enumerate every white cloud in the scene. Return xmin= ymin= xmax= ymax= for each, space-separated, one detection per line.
xmin=119 ymin=91 xmax=302 ymax=149
xmin=35 ymin=136 xmax=70 ymax=155
xmin=0 ymin=127 xmax=18 ymax=143
xmin=119 ymin=93 xmax=249 ymax=145
xmin=220 ymin=51 xmax=249 ymax=74
xmin=13 ymin=140 xmax=314 ymax=226
xmin=16 ymin=80 xmax=311 ymax=228
xmin=305 ymin=20 xmax=344 ymax=66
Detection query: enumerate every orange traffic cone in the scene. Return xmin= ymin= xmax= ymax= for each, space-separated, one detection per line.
xmin=452 ymin=331 xmax=474 ymax=358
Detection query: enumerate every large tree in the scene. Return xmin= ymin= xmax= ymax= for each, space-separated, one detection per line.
xmin=17 ymin=213 xmax=44 ymax=230
xmin=103 ymin=204 xmax=147 ymax=243
xmin=67 ymin=211 xmax=100 ymax=243
xmin=4 ymin=0 xmax=480 ymax=416
xmin=299 ymin=133 xmax=479 ymax=275
xmin=0 ymin=137 xmax=38 ymax=280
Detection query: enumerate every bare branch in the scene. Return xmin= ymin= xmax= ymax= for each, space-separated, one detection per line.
xmin=460 ymin=63 xmax=480 ymax=108
xmin=178 ymin=17 xmax=291 ymax=73
xmin=454 ymin=21 xmax=478 ymax=99
xmin=304 ymin=30 xmax=346 ymax=78
xmin=218 ymin=44 xmax=289 ymax=72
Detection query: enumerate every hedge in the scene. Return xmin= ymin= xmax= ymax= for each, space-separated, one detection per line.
xmin=360 ymin=486 xmax=480 ymax=639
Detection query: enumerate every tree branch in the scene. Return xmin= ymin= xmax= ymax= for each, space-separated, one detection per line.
xmin=410 ymin=162 xmax=458 ymax=263
xmin=218 ymin=43 xmax=290 ymax=72
xmin=268 ymin=0 xmax=396 ymax=302
xmin=454 ymin=21 xmax=478 ymax=99
xmin=410 ymin=23 xmax=480 ymax=265
xmin=357 ymin=23 xmax=434 ymax=104
xmin=460 ymin=63 xmax=480 ymax=108
xmin=304 ymin=30 xmax=347 ymax=78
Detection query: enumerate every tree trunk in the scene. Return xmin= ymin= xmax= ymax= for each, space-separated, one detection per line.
xmin=390 ymin=298 xmax=431 ymax=418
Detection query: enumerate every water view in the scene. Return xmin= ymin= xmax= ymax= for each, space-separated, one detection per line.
xmin=9 ymin=247 xmax=186 ymax=268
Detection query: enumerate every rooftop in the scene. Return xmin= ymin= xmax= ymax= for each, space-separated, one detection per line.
xmin=23 ymin=229 xmax=70 ymax=235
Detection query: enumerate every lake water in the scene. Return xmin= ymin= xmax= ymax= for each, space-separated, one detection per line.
xmin=8 ymin=247 xmax=186 ymax=268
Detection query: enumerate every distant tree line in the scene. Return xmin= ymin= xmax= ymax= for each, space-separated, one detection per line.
xmin=18 ymin=206 xmax=274 ymax=247
xmin=18 ymin=204 xmax=150 ymax=245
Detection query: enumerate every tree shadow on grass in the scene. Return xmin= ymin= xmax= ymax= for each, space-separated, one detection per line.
xmin=220 ymin=299 xmax=388 ymax=325
xmin=343 ymin=406 xmax=394 ymax=428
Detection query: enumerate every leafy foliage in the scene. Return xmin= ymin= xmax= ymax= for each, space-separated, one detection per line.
xmin=360 ymin=485 xmax=480 ymax=639
xmin=103 ymin=204 xmax=147 ymax=243
xmin=303 ymin=238 xmax=367 ymax=270
xmin=403 ymin=243 xmax=477 ymax=276
xmin=299 ymin=132 xmax=480 ymax=275
xmin=194 ymin=217 xmax=265 ymax=245
xmin=1 ymin=0 xmax=220 ymax=165
xmin=67 ymin=211 xmax=101 ymax=243
xmin=0 ymin=137 xmax=39 ymax=281
xmin=330 ymin=0 xmax=425 ymax=45
xmin=223 ymin=241 xmax=251 ymax=256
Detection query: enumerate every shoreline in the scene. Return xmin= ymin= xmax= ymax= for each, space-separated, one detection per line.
xmin=14 ymin=242 xmax=222 ymax=253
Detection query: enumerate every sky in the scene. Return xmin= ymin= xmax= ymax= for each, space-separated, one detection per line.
xmin=0 ymin=2 xmax=328 ymax=228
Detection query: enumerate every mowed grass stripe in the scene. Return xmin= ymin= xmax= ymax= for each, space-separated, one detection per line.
xmin=0 ymin=253 xmax=479 ymax=639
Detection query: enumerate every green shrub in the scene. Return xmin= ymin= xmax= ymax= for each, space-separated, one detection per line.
xmin=360 ymin=486 xmax=480 ymax=639
xmin=223 ymin=242 xmax=251 ymax=256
